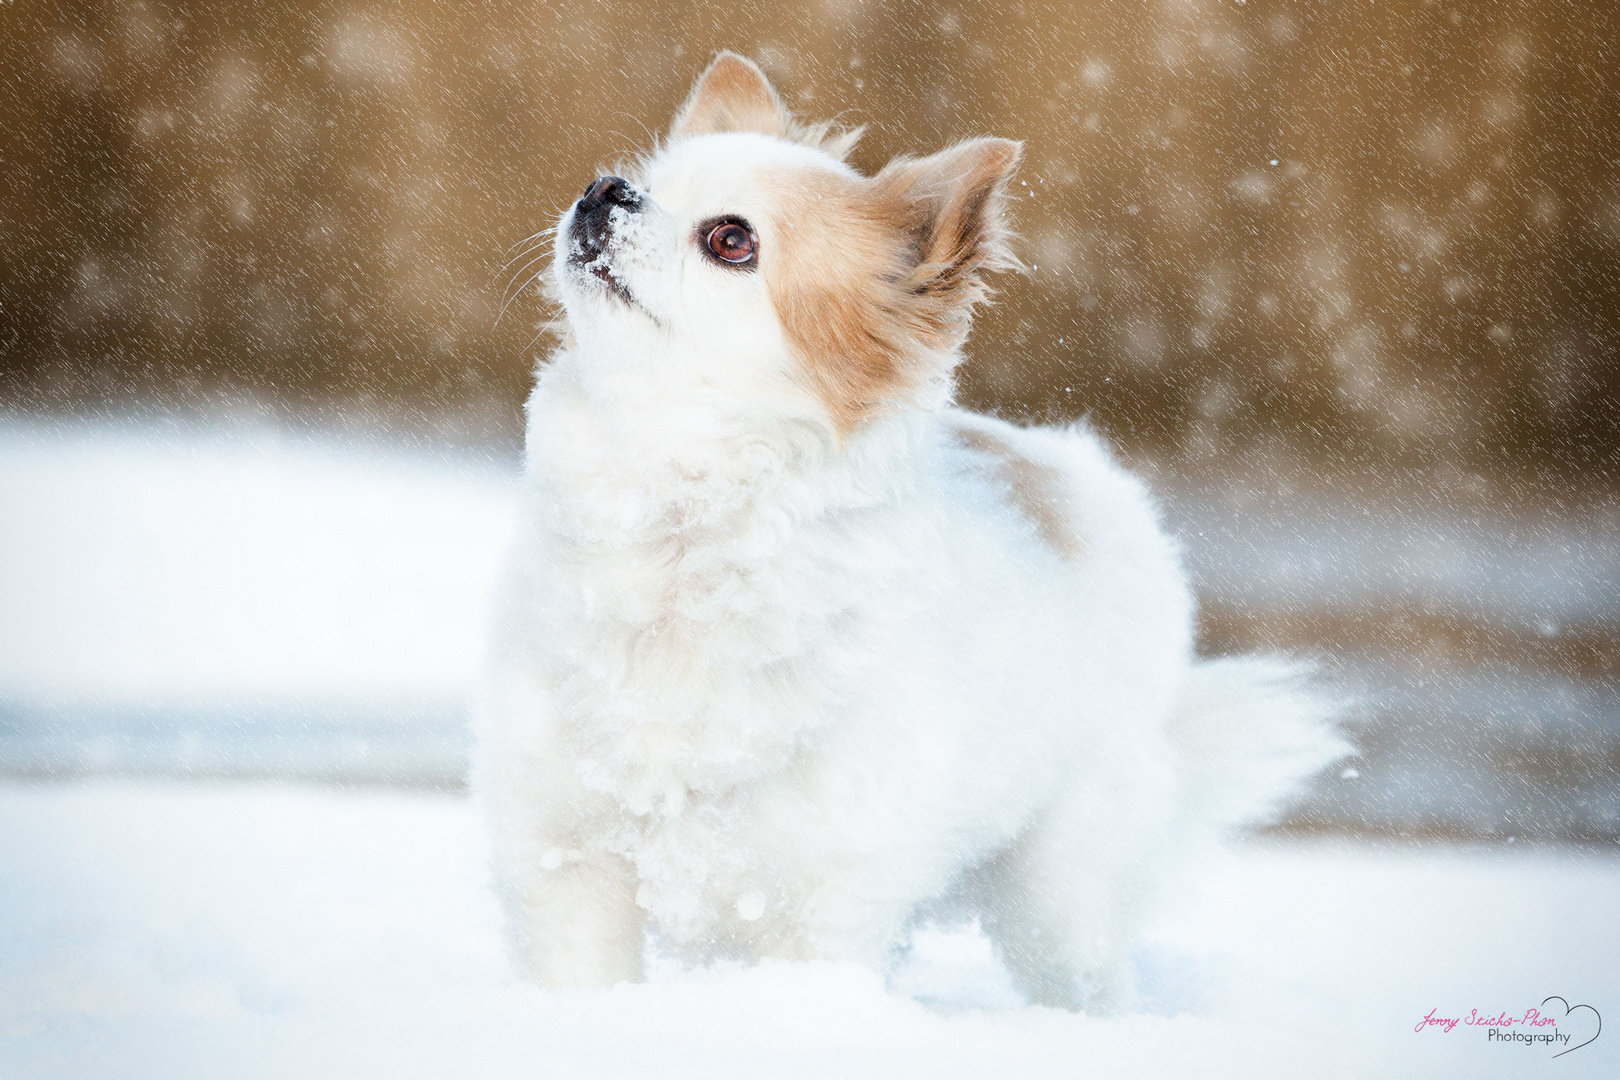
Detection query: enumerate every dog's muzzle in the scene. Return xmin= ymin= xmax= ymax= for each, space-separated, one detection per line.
xmin=569 ymin=175 xmax=641 ymax=264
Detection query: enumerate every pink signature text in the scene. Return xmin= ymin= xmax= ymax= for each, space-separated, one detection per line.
xmin=1415 ymin=1008 xmax=1559 ymax=1034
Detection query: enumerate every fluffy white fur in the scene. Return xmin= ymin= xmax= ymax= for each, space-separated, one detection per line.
xmin=476 ymin=54 xmax=1347 ymax=1012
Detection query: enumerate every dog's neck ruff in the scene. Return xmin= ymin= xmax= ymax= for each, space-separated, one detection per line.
xmin=522 ymin=346 xmax=939 ymax=817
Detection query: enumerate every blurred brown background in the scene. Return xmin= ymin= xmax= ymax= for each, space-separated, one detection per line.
xmin=3 ymin=0 xmax=1618 ymax=480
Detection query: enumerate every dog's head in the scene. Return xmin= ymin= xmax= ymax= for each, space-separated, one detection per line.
xmin=553 ymin=52 xmax=1022 ymax=435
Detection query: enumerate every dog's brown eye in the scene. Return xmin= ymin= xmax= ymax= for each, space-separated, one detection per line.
xmin=706 ymin=222 xmax=756 ymax=265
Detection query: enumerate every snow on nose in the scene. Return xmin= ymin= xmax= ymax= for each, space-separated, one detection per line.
xmin=572 ymin=175 xmax=641 ymax=259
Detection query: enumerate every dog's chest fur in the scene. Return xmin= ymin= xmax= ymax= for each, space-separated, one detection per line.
xmin=522 ymin=362 xmax=943 ymax=825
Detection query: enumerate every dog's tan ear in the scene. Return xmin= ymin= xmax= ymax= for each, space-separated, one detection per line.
xmin=767 ymin=140 xmax=1021 ymax=436
xmin=670 ymin=52 xmax=791 ymax=141
xmin=875 ymin=138 xmax=1023 ymax=344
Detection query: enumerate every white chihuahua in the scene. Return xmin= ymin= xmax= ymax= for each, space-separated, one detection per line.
xmin=476 ymin=53 xmax=1346 ymax=1012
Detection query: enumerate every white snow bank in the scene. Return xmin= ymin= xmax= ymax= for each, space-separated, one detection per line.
xmin=0 ymin=416 xmax=517 ymax=702
xmin=0 ymin=782 xmax=1614 ymax=1079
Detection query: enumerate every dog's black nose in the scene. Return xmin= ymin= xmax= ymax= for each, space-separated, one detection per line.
xmin=577 ymin=176 xmax=638 ymax=214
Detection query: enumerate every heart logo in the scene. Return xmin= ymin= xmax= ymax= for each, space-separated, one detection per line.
xmin=1541 ymin=996 xmax=1601 ymax=1059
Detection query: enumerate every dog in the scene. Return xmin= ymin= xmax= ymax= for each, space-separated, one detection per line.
xmin=475 ymin=52 xmax=1348 ymax=1012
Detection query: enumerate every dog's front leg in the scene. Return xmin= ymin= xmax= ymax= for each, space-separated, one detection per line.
xmin=504 ymin=850 xmax=644 ymax=988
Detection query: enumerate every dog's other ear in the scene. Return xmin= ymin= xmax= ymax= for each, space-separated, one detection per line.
xmin=876 ymin=137 xmax=1024 ymax=345
xmin=670 ymin=52 xmax=791 ymax=141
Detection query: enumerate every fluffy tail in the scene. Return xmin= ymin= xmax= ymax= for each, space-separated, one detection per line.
xmin=1168 ymin=655 xmax=1352 ymax=838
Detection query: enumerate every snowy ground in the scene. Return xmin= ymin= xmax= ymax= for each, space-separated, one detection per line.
xmin=0 ymin=413 xmax=517 ymax=706
xmin=1 ymin=780 xmax=1615 ymax=1079
xmin=1 ymin=413 xmax=1617 ymax=1075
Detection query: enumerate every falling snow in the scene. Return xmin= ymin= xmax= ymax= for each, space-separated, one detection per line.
xmin=1 ymin=0 xmax=1617 ymax=1073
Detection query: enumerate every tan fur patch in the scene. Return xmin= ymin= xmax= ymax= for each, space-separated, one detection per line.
xmin=759 ymin=140 xmax=1022 ymax=434
xmin=951 ymin=423 xmax=1085 ymax=560
xmin=760 ymin=167 xmax=920 ymax=432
